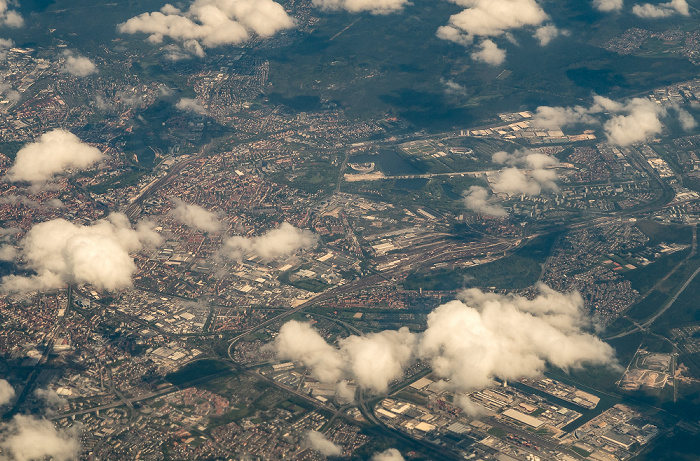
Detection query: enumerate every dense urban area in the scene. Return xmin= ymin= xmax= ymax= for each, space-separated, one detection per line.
xmin=0 ymin=0 xmax=699 ymax=460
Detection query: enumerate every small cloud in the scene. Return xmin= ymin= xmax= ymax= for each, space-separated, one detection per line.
xmin=0 ymin=0 xmax=23 ymax=28
xmin=307 ymin=431 xmax=342 ymax=456
xmin=169 ymin=198 xmax=222 ymax=232
xmin=312 ymin=0 xmax=410 ymax=14
xmin=462 ymin=186 xmax=507 ymax=217
xmin=633 ymin=0 xmax=689 ymax=17
xmin=175 ymin=97 xmax=207 ymax=114
xmin=223 ymin=223 xmax=319 ymax=261
xmin=677 ymin=108 xmax=697 ymax=131
xmin=441 ymin=78 xmax=468 ymax=96
xmin=5 ymin=130 xmax=103 ymax=185
xmin=372 ymin=448 xmax=405 ymax=461
xmin=62 ymin=51 xmax=98 ymax=77
xmin=471 ymin=39 xmax=506 ymax=65
xmin=533 ymin=24 xmax=564 ymax=46
xmin=593 ymin=0 xmax=624 ymax=11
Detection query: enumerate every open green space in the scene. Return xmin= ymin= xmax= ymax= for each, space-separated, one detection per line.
xmin=635 ymin=220 xmax=693 ymax=246
xmin=404 ymin=232 xmax=559 ymax=291
xmin=165 ymin=359 xmax=231 ymax=386
xmin=623 ymin=249 xmax=690 ymax=294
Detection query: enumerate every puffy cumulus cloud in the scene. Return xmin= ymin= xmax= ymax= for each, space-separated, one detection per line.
xmin=438 ymin=0 xmax=560 ymax=59
xmin=272 ymin=321 xmax=414 ymax=393
xmin=491 ymin=167 xmax=555 ymax=196
xmin=176 ymin=97 xmax=207 ymax=114
xmin=62 ymin=51 xmax=98 ymax=77
xmin=273 ymin=321 xmax=343 ymax=382
xmin=0 ymin=0 xmax=23 ymax=28
xmin=118 ymin=0 xmax=295 ymax=52
xmin=593 ymin=0 xmax=624 ymax=11
xmin=223 ymin=222 xmax=318 ymax=261
xmin=337 ymin=328 xmax=415 ymax=393
xmin=307 ymin=431 xmax=342 ymax=456
xmin=531 ymin=104 xmax=598 ymax=130
xmin=533 ymin=96 xmax=670 ymax=146
xmin=417 ymin=284 xmax=616 ymax=390
xmin=633 ymin=0 xmax=689 ymax=17
xmin=1 ymin=213 xmax=162 ymax=294
xmin=372 ymin=448 xmax=405 ymax=461
xmin=603 ymin=98 xmax=666 ymax=146
xmin=462 ymin=186 xmax=507 ymax=217
xmin=471 ymin=39 xmax=506 ymax=65
xmin=169 ymin=198 xmax=221 ymax=232
xmin=0 ymin=415 xmax=80 ymax=461
xmin=677 ymin=107 xmax=697 ymax=131
xmin=442 ymin=0 xmax=549 ymax=40
xmin=312 ymin=0 xmax=410 ymax=14
xmin=6 ymin=130 xmax=103 ymax=184
xmin=492 ymin=148 xmax=559 ymax=170
xmin=490 ymin=149 xmax=560 ymax=196
xmin=0 ymin=378 xmax=14 ymax=406
xmin=533 ymin=24 xmax=564 ymax=46
xmin=273 ymin=284 xmax=616 ymax=395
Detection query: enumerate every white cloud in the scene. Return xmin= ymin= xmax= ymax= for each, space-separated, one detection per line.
xmin=118 ymin=0 xmax=296 ymax=52
xmin=169 ymin=198 xmax=221 ymax=232
xmin=307 ymin=431 xmax=342 ymax=456
xmin=454 ymin=394 xmax=488 ymax=416
xmin=6 ymin=130 xmax=103 ymax=184
xmin=593 ymin=0 xmax=624 ymax=11
xmin=417 ymin=284 xmax=616 ymax=390
xmin=533 ymin=96 xmax=670 ymax=146
xmin=471 ymin=39 xmax=506 ymax=65
xmin=677 ymin=108 xmax=697 ymax=131
xmin=442 ymin=78 xmax=468 ymax=96
xmin=223 ymin=222 xmax=319 ymax=261
xmin=62 ymin=51 xmax=98 ymax=77
xmin=533 ymin=24 xmax=564 ymax=46
xmin=633 ymin=0 xmax=689 ymax=17
xmin=372 ymin=448 xmax=405 ymax=461
xmin=492 ymin=167 xmax=554 ymax=195
xmin=273 ymin=284 xmax=616 ymax=394
xmin=604 ymin=98 xmax=666 ymax=145
xmin=0 ymin=0 xmax=23 ymax=28
xmin=531 ymin=104 xmax=598 ymax=130
xmin=462 ymin=186 xmax=507 ymax=217
xmin=0 ymin=415 xmax=80 ymax=461
xmin=0 ymin=379 xmax=14 ymax=406
xmin=444 ymin=0 xmax=549 ymax=39
xmin=272 ymin=320 xmax=343 ymax=382
xmin=1 ymin=213 xmax=162 ymax=294
xmin=176 ymin=97 xmax=207 ymax=114
xmin=312 ymin=0 xmax=410 ymax=14
xmin=492 ymin=148 xmax=559 ymax=169
xmin=272 ymin=322 xmax=415 ymax=393
xmin=490 ymin=149 xmax=560 ymax=196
